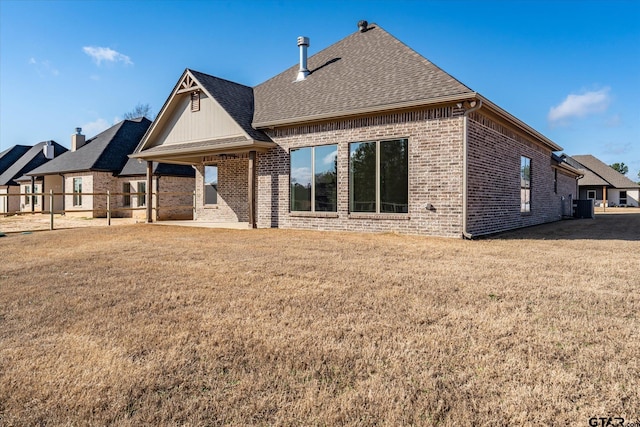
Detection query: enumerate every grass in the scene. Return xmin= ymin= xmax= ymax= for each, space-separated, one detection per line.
xmin=1 ymin=213 xmax=639 ymax=425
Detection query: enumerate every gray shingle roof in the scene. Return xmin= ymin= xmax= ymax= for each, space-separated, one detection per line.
xmin=29 ymin=118 xmax=151 ymax=176
xmin=571 ymin=154 xmax=640 ymax=188
xmin=0 ymin=145 xmax=31 ymax=175
xmin=0 ymin=141 xmax=67 ymax=186
xmin=253 ymin=23 xmax=474 ymax=126
xmin=189 ymin=70 xmax=271 ymax=142
xmin=118 ymin=158 xmax=195 ymax=177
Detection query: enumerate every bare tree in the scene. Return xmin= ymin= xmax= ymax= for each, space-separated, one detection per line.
xmin=123 ymin=103 xmax=154 ymax=120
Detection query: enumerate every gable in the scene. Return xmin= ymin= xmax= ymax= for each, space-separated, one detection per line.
xmin=149 ymin=90 xmax=246 ymax=148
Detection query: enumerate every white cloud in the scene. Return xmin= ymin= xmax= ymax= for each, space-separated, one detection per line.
xmin=548 ymin=87 xmax=611 ymax=125
xmin=80 ymin=118 xmax=110 ymax=137
xmin=82 ymin=46 xmax=133 ymax=66
xmin=291 ymin=166 xmax=312 ymax=185
xmin=603 ymin=141 xmax=631 ymax=155
xmin=322 ymin=149 xmax=338 ymax=165
xmin=28 ymin=57 xmax=59 ymax=76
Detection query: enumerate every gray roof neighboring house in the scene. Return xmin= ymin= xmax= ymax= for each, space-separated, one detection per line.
xmin=0 ymin=145 xmax=31 ymax=175
xmin=29 ymin=118 xmax=152 ymax=176
xmin=568 ymin=154 xmax=640 ymax=189
xmin=253 ymin=23 xmax=474 ymax=127
xmin=0 ymin=141 xmax=68 ymax=186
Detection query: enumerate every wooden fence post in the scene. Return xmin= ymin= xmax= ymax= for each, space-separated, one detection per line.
xmin=49 ymin=190 xmax=54 ymax=230
xmin=107 ymin=191 xmax=111 ymax=226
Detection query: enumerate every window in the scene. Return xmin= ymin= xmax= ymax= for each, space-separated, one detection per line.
xmin=137 ymin=182 xmax=146 ymax=207
xmin=33 ymin=184 xmax=40 ymax=206
xmin=73 ymin=178 xmax=82 ymax=206
xmin=620 ymin=191 xmax=627 ymax=206
xmin=204 ymin=165 xmax=218 ymax=205
xmin=24 ymin=185 xmax=31 ymax=204
xmin=587 ymin=190 xmax=596 ymax=200
xmin=191 ymin=91 xmax=200 ymax=112
xmin=349 ymin=139 xmax=408 ymax=213
xmin=521 ymin=157 xmax=531 ymax=213
xmin=290 ymin=145 xmax=337 ymax=212
xmin=123 ymin=182 xmax=131 ymax=207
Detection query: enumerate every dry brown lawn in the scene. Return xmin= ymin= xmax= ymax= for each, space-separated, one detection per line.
xmin=1 ymin=213 xmax=639 ymax=426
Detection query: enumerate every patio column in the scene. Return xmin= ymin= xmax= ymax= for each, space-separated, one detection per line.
xmin=248 ymin=151 xmax=256 ymax=228
xmin=146 ymin=161 xmax=153 ymax=223
xmin=602 ymin=185 xmax=607 ymax=212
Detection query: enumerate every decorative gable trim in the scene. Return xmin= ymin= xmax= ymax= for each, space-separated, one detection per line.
xmin=177 ymin=73 xmax=201 ymax=94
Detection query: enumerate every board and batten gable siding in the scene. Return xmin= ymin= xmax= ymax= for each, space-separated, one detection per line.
xmin=151 ymin=93 xmax=246 ymax=148
xmin=256 ymin=107 xmax=466 ymax=237
xmin=466 ymin=112 xmax=569 ymax=236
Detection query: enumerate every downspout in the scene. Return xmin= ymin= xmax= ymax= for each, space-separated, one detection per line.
xmin=462 ymin=99 xmax=483 ymax=239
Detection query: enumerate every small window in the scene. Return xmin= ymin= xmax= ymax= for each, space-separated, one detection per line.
xmin=24 ymin=185 xmax=31 ymax=204
xmin=349 ymin=139 xmax=408 ymax=213
xmin=123 ymin=182 xmax=131 ymax=207
xmin=204 ymin=165 xmax=218 ymax=205
xmin=73 ymin=178 xmax=82 ymax=206
xmin=191 ymin=91 xmax=200 ymax=112
xmin=620 ymin=191 xmax=627 ymax=206
xmin=137 ymin=182 xmax=146 ymax=207
xmin=521 ymin=157 xmax=531 ymax=213
xmin=290 ymin=145 xmax=338 ymax=212
xmin=587 ymin=190 xmax=596 ymax=200
xmin=33 ymin=184 xmax=40 ymax=206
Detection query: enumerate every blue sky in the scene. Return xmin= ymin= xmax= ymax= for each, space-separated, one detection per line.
xmin=1 ymin=0 xmax=639 ymax=180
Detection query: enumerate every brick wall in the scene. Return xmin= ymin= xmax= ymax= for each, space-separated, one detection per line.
xmin=466 ymin=111 xmax=569 ymax=236
xmin=256 ymin=107 xmax=466 ymax=237
xmin=194 ymin=158 xmax=249 ymax=222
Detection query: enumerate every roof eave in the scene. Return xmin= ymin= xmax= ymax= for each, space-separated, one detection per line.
xmin=252 ymin=93 xmax=478 ymax=129
xmin=477 ymin=94 xmax=563 ymax=152
xmin=130 ymin=140 xmax=276 ymax=162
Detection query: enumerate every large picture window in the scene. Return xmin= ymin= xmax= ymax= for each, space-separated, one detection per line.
xmin=349 ymin=138 xmax=408 ymax=213
xmin=73 ymin=178 xmax=82 ymax=207
xmin=204 ymin=165 xmax=218 ymax=205
xmin=521 ymin=156 xmax=531 ymax=213
xmin=290 ymin=144 xmax=337 ymax=212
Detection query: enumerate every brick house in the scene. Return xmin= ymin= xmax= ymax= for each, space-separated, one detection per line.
xmin=132 ymin=21 xmax=581 ymax=237
xmin=564 ymin=154 xmax=640 ymax=207
xmin=27 ymin=118 xmax=195 ymax=220
xmin=0 ymin=141 xmax=67 ymax=214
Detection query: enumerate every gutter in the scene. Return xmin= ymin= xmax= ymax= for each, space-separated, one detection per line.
xmin=462 ymin=99 xmax=483 ymax=239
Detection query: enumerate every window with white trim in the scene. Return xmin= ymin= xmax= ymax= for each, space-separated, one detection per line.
xmin=587 ymin=190 xmax=596 ymax=200
xmin=73 ymin=178 xmax=82 ymax=206
xmin=123 ymin=182 xmax=131 ymax=207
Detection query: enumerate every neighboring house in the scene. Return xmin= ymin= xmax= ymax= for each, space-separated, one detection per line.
xmin=27 ymin=118 xmax=195 ymax=219
xmin=564 ymin=154 xmax=640 ymax=207
xmin=0 ymin=141 xmax=67 ymax=214
xmin=132 ymin=21 xmax=581 ymax=238
xmin=0 ymin=145 xmax=31 ymax=176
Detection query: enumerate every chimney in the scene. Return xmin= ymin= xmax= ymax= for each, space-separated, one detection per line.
xmin=43 ymin=141 xmax=54 ymax=159
xmin=296 ymin=36 xmax=310 ymax=82
xmin=71 ymin=127 xmax=85 ymax=151
xmin=358 ymin=20 xmax=368 ymax=32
